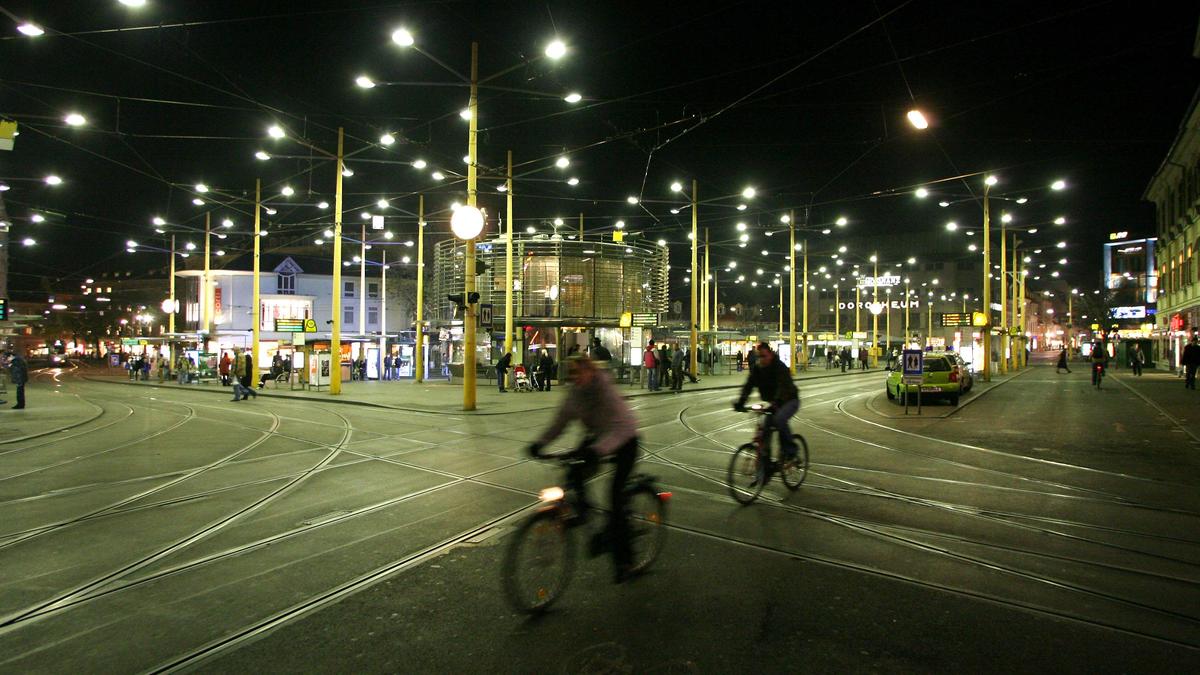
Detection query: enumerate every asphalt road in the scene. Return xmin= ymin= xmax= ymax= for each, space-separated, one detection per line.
xmin=0 ymin=359 xmax=1197 ymax=673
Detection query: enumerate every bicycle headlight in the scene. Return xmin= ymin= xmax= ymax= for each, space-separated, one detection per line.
xmin=538 ymin=486 xmax=565 ymax=503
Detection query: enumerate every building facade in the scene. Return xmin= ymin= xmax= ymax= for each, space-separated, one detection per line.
xmin=1145 ymin=83 xmax=1200 ymax=370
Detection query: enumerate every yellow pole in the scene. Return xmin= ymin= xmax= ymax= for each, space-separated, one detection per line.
xmin=904 ymin=278 xmax=910 ymax=345
xmin=1000 ymin=224 xmax=1007 ymax=374
xmin=204 ymin=212 xmax=212 ymax=340
xmin=982 ymin=181 xmax=992 ymax=381
xmin=788 ymin=213 xmax=796 ymax=375
xmin=690 ymin=180 xmax=698 ymax=376
xmin=886 ymin=289 xmax=891 ymax=351
xmin=928 ymin=296 xmax=934 ymax=346
xmin=463 ymin=42 xmax=479 ymax=411
xmin=713 ymin=273 xmax=719 ymax=332
xmin=505 ymin=152 xmax=514 ymax=358
xmin=871 ymin=256 xmax=879 ymax=367
xmin=705 ymin=229 xmax=712 ymax=331
xmin=778 ymin=282 xmax=783 ymax=335
xmin=835 ymin=286 xmax=840 ymax=336
xmin=802 ymin=230 xmax=809 ymax=368
xmin=1020 ymin=267 xmax=1027 ymax=366
xmin=415 ymin=194 xmax=425 ymax=383
xmin=359 ymin=223 xmax=367 ymax=336
xmin=331 ymin=127 xmax=344 ymax=395
xmin=855 ymin=284 xmax=861 ymax=333
xmin=252 ymin=179 xmax=261 ymax=377
xmin=168 ymin=234 xmax=176 ymax=334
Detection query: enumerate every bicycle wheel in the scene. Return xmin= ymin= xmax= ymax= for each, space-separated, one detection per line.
xmin=501 ymin=510 xmax=574 ymax=613
xmin=780 ymin=434 xmax=810 ymax=490
xmin=727 ymin=443 xmax=766 ymax=504
xmin=625 ymin=485 xmax=668 ymax=574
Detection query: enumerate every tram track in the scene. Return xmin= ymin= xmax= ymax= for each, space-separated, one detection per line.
xmin=0 ymin=403 xmax=354 ymax=628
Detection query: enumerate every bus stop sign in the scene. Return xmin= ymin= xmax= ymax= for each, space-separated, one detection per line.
xmin=902 ymin=349 xmax=923 ymax=384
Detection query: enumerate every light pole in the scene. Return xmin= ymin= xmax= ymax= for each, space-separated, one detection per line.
xmin=870 ymin=253 xmax=879 ymax=367
xmin=999 ymin=213 xmax=1010 ymax=374
xmin=252 ymin=180 xmax=261 ymax=376
xmin=332 ymin=128 xmax=345 ymax=395
xmin=505 ymin=152 xmax=514 ymax=365
xmin=461 ymin=43 xmax=481 ymax=411
xmin=415 ymin=195 xmax=426 ymax=383
xmin=981 ymin=175 xmax=996 ymax=381
xmin=691 ymin=180 xmax=699 ymax=377
xmin=168 ymin=234 xmax=176 ymax=334
xmin=789 ymin=212 xmax=796 ymax=374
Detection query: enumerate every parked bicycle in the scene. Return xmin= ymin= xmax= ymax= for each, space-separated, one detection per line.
xmin=727 ymin=403 xmax=810 ymax=504
xmin=502 ymin=452 xmax=671 ymax=613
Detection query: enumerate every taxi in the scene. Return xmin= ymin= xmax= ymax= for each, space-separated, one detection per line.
xmin=885 ymin=351 xmax=970 ymax=405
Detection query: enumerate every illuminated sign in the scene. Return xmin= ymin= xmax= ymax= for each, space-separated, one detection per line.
xmin=940 ymin=313 xmax=973 ymax=327
xmin=261 ymin=297 xmax=313 ymax=332
xmin=275 ymin=318 xmax=305 ymax=332
xmin=1108 ymin=231 xmax=1129 ymax=240
xmin=838 ymin=300 xmax=918 ymax=310
xmin=631 ymin=312 xmax=658 ymax=327
xmin=856 ymin=274 xmax=901 ymax=288
xmin=1110 ymin=306 xmax=1146 ymax=319
xmin=619 ymin=312 xmax=632 ymax=328
xmin=0 ymin=298 xmax=7 ymax=321
xmin=1116 ymin=246 xmax=1143 ymax=254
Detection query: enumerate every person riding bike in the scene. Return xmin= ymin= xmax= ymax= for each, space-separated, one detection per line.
xmin=527 ymin=355 xmax=641 ymax=583
xmin=733 ymin=343 xmax=800 ymax=473
xmin=1090 ymin=342 xmax=1108 ymax=387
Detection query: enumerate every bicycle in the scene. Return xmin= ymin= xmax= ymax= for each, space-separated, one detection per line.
xmin=501 ymin=452 xmax=671 ymax=614
xmin=1092 ymin=362 xmax=1105 ymax=388
xmin=727 ymin=403 xmax=810 ymax=504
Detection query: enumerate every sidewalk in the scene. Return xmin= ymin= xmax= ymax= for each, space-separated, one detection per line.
xmin=0 ymin=389 xmax=104 ymax=443
xmin=84 ymin=364 xmax=883 ymax=415
xmin=1111 ymin=369 xmax=1200 ymax=442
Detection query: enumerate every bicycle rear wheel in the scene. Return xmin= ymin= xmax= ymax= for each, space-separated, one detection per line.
xmin=780 ymin=434 xmax=810 ymax=490
xmin=727 ymin=443 xmax=766 ymax=504
xmin=501 ymin=510 xmax=574 ymax=613
xmin=626 ymin=484 xmax=668 ymax=574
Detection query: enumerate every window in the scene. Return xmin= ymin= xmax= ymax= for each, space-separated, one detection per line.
xmin=343 ymin=280 xmax=356 ymax=297
xmin=367 ymin=305 xmax=379 ymax=326
xmin=368 ymin=282 xmax=379 ymax=299
xmin=276 ymin=273 xmax=295 ymax=295
xmin=343 ymin=306 xmax=354 ymax=325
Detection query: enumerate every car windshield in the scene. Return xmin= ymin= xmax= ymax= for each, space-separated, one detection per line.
xmin=924 ymin=358 xmax=951 ymax=372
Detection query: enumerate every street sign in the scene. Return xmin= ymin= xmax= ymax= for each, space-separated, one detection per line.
xmin=631 ymin=312 xmax=658 ymax=327
xmin=619 ymin=312 xmax=632 ymax=328
xmin=972 ymin=311 xmax=988 ymax=327
xmin=940 ymin=312 xmax=973 ymax=327
xmin=479 ymin=303 xmax=493 ymax=328
xmin=304 ymin=318 xmax=318 ymax=332
xmin=901 ymin=349 xmax=923 ymax=384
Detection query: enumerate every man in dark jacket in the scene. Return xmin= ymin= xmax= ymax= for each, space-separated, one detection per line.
xmin=734 ymin=343 xmax=800 ymax=467
xmin=7 ymin=351 xmax=28 ymax=409
xmin=496 ymin=351 xmax=512 ymax=392
xmin=1182 ymin=336 xmax=1200 ymax=390
xmin=590 ymin=337 xmax=612 ymax=366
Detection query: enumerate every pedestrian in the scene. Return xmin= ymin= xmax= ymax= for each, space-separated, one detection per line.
xmin=658 ymin=344 xmax=670 ymax=390
xmin=590 ymin=337 xmax=612 ymax=366
xmin=1182 ymin=336 xmax=1200 ymax=390
xmin=826 ymin=349 xmax=834 ymax=370
xmin=644 ymin=340 xmax=659 ymax=390
xmin=1130 ymin=343 xmax=1145 ymax=376
xmin=1055 ymin=346 xmax=1071 ymax=374
xmin=671 ymin=345 xmax=685 ymax=391
xmin=496 ymin=351 xmax=512 ymax=392
xmin=177 ymin=355 xmax=190 ymax=384
xmin=383 ymin=354 xmax=392 ymax=381
xmin=219 ymin=352 xmax=232 ymax=386
xmin=7 ymin=351 xmax=28 ymax=409
xmin=682 ymin=348 xmax=699 ymax=383
xmin=231 ymin=348 xmax=258 ymax=401
xmin=860 ymin=349 xmax=868 ymax=371
xmin=538 ymin=349 xmax=555 ymax=392
xmin=840 ymin=347 xmax=851 ymax=373
xmin=736 ymin=350 xmax=744 ymax=372
xmin=747 ymin=347 xmax=757 ymax=371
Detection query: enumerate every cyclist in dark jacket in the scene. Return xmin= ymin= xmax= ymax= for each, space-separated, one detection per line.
xmin=733 ymin=343 xmax=799 ymax=461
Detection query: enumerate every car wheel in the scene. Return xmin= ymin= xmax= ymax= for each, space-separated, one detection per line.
xmin=949 ymin=393 xmax=960 ymax=406
xmin=886 ymin=386 xmax=895 ymax=400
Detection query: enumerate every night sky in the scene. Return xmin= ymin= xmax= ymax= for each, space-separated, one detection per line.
xmin=1 ymin=1 xmax=1197 ymax=307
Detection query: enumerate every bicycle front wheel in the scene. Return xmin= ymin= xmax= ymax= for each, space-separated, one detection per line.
xmin=727 ymin=443 xmax=766 ymax=504
xmin=780 ymin=434 xmax=810 ymax=490
xmin=501 ymin=510 xmax=574 ymax=614
xmin=626 ymin=485 xmax=668 ymax=574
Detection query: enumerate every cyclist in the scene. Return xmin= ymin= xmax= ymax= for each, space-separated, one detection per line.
xmin=733 ymin=342 xmax=800 ymax=477
xmin=527 ymin=355 xmax=641 ymax=583
xmin=1090 ymin=342 xmax=1108 ymax=388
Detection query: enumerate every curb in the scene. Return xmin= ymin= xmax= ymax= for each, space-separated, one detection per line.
xmin=82 ymin=368 xmax=883 ymax=416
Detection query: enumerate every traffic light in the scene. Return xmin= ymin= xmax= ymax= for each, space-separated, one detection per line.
xmin=447 ymin=292 xmax=481 ymax=319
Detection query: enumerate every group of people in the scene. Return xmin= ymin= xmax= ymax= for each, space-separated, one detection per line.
xmin=380 ymin=354 xmax=411 ymax=380
xmin=823 ymin=347 xmax=868 ymax=372
xmin=643 ymin=340 xmax=697 ymax=392
xmin=494 ymin=345 xmax=563 ymax=392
